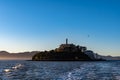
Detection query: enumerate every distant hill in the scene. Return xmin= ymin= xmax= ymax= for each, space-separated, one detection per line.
xmin=0 ymin=51 xmax=40 ymax=60
xmin=101 ymin=56 xmax=120 ymax=60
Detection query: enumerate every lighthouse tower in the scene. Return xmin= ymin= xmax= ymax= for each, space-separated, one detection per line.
xmin=66 ymin=38 xmax=68 ymax=44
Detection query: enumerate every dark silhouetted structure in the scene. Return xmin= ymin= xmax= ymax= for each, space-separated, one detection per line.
xmin=32 ymin=39 xmax=105 ymax=61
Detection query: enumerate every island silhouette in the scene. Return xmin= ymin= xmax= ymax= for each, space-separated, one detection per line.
xmin=32 ymin=39 xmax=105 ymax=61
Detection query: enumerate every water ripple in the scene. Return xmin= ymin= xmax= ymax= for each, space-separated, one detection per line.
xmin=0 ymin=61 xmax=120 ymax=80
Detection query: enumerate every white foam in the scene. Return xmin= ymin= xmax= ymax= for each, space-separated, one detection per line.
xmin=4 ymin=69 xmax=11 ymax=72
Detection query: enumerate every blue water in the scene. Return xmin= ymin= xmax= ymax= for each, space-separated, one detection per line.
xmin=0 ymin=60 xmax=120 ymax=80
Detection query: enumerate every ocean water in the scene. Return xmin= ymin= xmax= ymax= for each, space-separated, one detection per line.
xmin=0 ymin=60 xmax=120 ymax=80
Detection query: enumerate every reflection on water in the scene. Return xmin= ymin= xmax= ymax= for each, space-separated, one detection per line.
xmin=0 ymin=60 xmax=120 ymax=80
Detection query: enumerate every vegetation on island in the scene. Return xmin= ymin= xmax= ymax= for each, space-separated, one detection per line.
xmin=32 ymin=50 xmax=92 ymax=61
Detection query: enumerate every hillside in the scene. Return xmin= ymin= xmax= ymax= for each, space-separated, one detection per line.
xmin=0 ymin=51 xmax=39 ymax=60
xmin=32 ymin=51 xmax=92 ymax=61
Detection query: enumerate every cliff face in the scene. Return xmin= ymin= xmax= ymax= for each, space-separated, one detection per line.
xmin=32 ymin=51 xmax=92 ymax=61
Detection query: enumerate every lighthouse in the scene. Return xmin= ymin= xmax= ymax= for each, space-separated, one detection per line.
xmin=66 ymin=38 xmax=68 ymax=44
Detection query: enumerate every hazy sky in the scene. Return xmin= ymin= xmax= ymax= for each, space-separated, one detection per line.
xmin=0 ymin=0 xmax=120 ymax=56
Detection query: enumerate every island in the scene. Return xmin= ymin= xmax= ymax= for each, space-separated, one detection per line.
xmin=32 ymin=39 xmax=105 ymax=61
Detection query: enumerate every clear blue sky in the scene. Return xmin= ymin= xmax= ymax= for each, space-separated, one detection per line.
xmin=0 ymin=0 xmax=120 ymax=56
